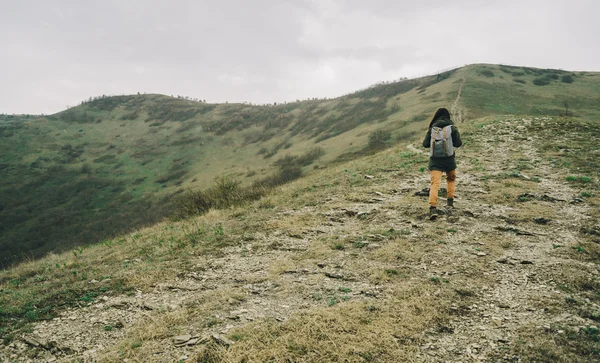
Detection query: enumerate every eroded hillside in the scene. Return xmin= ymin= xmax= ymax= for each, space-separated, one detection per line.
xmin=1 ymin=114 xmax=599 ymax=362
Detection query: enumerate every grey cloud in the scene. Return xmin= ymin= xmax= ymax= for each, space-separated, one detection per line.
xmin=1 ymin=0 xmax=598 ymax=114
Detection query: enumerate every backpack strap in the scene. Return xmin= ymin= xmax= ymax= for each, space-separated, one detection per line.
xmin=443 ymin=126 xmax=448 ymax=156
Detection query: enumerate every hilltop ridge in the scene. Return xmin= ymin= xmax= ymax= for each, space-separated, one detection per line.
xmin=1 ymin=64 xmax=600 ymax=269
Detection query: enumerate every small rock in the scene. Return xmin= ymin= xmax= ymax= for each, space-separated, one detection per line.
xmin=476 ymin=252 xmax=487 ymax=257
xmin=343 ymin=210 xmax=357 ymax=217
xmin=375 ymin=192 xmax=384 ymax=196
xmin=109 ymin=301 xmax=128 ymax=309
xmin=22 ymin=335 xmax=41 ymax=347
xmin=317 ymin=262 xmax=327 ymax=268
xmin=184 ymin=337 xmax=200 ymax=346
xmin=366 ymin=243 xmax=381 ymax=249
xmin=324 ymin=272 xmax=345 ymax=280
xmin=211 ymin=334 xmax=234 ymax=347
xmin=88 ymin=279 xmax=99 ymax=284
xmin=178 ymin=355 xmax=189 ymax=361
xmin=534 ymin=217 xmax=551 ymax=225
xmin=540 ymin=194 xmax=564 ymax=202
xmin=364 ymin=175 xmax=374 ymax=179
xmin=173 ymin=335 xmax=192 ymax=345
xmin=142 ymin=303 xmax=156 ymax=310
xmin=414 ymin=188 xmax=429 ymax=196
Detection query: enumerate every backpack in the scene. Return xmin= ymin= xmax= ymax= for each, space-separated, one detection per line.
xmin=430 ymin=125 xmax=454 ymax=158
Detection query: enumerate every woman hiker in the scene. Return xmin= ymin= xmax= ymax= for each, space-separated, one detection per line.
xmin=422 ymin=108 xmax=463 ymax=219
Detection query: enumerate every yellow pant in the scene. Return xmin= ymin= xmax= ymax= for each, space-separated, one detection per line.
xmin=429 ymin=170 xmax=456 ymax=207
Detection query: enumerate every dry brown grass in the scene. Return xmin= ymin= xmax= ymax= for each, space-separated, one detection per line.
xmin=100 ymin=287 xmax=249 ymax=362
xmin=217 ymin=283 xmax=448 ymax=362
xmin=511 ymin=323 xmax=600 ymax=363
xmin=4 ymin=114 xmax=600 ymax=362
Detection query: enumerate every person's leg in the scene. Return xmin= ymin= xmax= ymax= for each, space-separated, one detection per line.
xmin=429 ymin=170 xmax=443 ymax=207
xmin=446 ymin=170 xmax=456 ymax=206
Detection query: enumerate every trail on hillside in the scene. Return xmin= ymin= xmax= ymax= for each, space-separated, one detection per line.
xmin=451 ymin=76 xmax=467 ymax=123
xmin=417 ymin=117 xmax=599 ymax=361
xmin=2 ymin=117 xmax=599 ymax=362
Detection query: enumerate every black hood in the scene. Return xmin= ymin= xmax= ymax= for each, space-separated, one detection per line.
xmin=432 ymin=117 xmax=453 ymax=128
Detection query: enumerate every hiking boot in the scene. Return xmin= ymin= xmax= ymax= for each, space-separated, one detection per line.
xmin=447 ymin=198 xmax=454 ymax=208
xmin=429 ymin=206 xmax=438 ymax=220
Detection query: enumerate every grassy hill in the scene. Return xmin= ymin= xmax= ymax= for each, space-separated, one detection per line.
xmin=0 ymin=112 xmax=599 ymax=361
xmin=1 ymin=64 xmax=599 ymax=268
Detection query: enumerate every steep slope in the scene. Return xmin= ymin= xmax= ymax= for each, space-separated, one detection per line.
xmin=1 ymin=113 xmax=599 ymax=361
xmin=1 ymin=64 xmax=599 ymax=269
xmin=1 ymin=69 xmax=459 ymax=268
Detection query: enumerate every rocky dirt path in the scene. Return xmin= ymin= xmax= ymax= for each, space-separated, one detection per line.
xmin=418 ymin=118 xmax=599 ymax=361
xmin=2 ymin=117 xmax=598 ymax=362
xmin=450 ymin=76 xmax=466 ymax=124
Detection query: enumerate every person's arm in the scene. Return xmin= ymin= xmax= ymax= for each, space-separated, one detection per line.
xmin=452 ymin=126 xmax=463 ymax=148
xmin=422 ymin=130 xmax=431 ymax=148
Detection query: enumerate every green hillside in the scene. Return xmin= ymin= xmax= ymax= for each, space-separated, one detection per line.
xmin=1 ymin=113 xmax=599 ymax=361
xmin=1 ymin=63 xmax=599 ymax=268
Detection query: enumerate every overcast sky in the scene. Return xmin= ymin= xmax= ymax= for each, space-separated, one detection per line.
xmin=1 ymin=0 xmax=598 ymax=114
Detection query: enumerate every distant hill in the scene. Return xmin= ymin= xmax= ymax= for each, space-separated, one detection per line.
xmin=1 ymin=63 xmax=599 ymax=267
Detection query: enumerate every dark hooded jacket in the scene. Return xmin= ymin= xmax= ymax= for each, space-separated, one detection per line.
xmin=422 ymin=117 xmax=462 ymax=171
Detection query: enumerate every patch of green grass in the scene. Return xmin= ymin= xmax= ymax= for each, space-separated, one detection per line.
xmin=327 ymin=297 xmax=339 ymax=307
xmin=353 ymin=240 xmax=367 ymax=249
xmin=384 ymin=269 xmax=399 ymax=276
xmin=311 ymin=293 xmax=323 ymax=302
xmin=566 ymin=175 xmax=594 ymax=183
xmin=572 ymin=245 xmax=589 ymax=254
xmin=80 ymin=292 xmax=99 ymax=303
xmin=518 ymin=195 xmax=532 ymax=202
xmin=333 ymin=242 xmax=345 ymax=250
